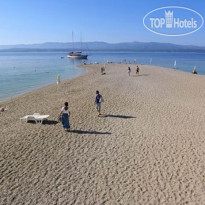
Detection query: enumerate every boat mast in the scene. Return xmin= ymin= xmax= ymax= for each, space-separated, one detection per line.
xmin=72 ymin=31 xmax=74 ymax=51
xmin=80 ymin=32 xmax=82 ymax=52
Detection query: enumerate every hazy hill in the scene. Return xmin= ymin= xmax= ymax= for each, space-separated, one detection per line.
xmin=0 ymin=42 xmax=205 ymax=52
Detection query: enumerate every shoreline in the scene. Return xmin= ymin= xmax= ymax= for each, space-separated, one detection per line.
xmin=0 ymin=66 xmax=88 ymax=105
xmin=0 ymin=63 xmax=201 ymax=106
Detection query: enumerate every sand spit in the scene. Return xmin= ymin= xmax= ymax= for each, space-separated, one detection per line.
xmin=1 ymin=63 xmax=205 ymax=204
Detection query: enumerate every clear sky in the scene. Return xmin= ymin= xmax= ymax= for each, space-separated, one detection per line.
xmin=0 ymin=0 xmax=205 ymax=46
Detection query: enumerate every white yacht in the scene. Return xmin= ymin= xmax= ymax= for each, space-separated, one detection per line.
xmin=67 ymin=51 xmax=88 ymax=59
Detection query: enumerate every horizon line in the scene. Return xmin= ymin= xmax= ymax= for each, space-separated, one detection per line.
xmin=0 ymin=41 xmax=204 ymax=48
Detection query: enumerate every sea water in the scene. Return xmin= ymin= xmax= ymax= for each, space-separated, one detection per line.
xmin=1 ymin=51 xmax=205 ymax=102
xmin=0 ymin=52 xmax=86 ymax=102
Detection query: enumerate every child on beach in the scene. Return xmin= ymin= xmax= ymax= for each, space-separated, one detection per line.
xmin=136 ymin=65 xmax=139 ymax=75
xmin=95 ymin=90 xmax=104 ymax=116
xmin=59 ymin=102 xmax=71 ymax=131
xmin=127 ymin=67 xmax=131 ymax=76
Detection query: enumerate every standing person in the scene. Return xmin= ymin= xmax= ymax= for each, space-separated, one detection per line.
xmin=136 ymin=65 xmax=139 ymax=75
xmin=101 ymin=67 xmax=104 ymax=75
xmin=57 ymin=75 xmax=61 ymax=85
xmin=103 ymin=66 xmax=106 ymax=74
xmin=127 ymin=67 xmax=131 ymax=76
xmin=59 ymin=102 xmax=71 ymax=131
xmin=95 ymin=90 xmax=104 ymax=116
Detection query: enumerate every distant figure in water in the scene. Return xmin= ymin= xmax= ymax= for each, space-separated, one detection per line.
xmin=59 ymin=102 xmax=71 ymax=131
xmin=192 ymin=66 xmax=198 ymax=74
xmin=127 ymin=67 xmax=131 ymax=76
xmin=95 ymin=90 xmax=104 ymax=116
xmin=136 ymin=65 xmax=139 ymax=75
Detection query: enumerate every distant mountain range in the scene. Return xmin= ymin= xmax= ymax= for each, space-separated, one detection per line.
xmin=0 ymin=41 xmax=205 ymax=52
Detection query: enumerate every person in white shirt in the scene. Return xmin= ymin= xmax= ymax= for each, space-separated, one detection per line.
xmin=59 ymin=102 xmax=71 ymax=131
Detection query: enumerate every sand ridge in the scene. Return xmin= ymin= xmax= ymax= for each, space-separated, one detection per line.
xmin=1 ymin=63 xmax=205 ymax=204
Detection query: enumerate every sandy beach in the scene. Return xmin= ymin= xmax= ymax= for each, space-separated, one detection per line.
xmin=1 ymin=63 xmax=205 ymax=204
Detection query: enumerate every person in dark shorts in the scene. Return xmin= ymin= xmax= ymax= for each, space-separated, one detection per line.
xmin=95 ymin=90 xmax=104 ymax=116
xmin=136 ymin=65 xmax=139 ymax=75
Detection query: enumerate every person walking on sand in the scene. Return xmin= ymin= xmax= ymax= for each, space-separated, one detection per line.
xmin=127 ymin=67 xmax=131 ymax=76
xmin=101 ymin=66 xmax=106 ymax=75
xmin=136 ymin=65 xmax=139 ymax=75
xmin=59 ymin=102 xmax=71 ymax=131
xmin=95 ymin=90 xmax=104 ymax=116
xmin=103 ymin=65 xmax=106 ymax=74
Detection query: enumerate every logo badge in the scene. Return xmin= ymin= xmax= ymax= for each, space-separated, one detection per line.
xmin=143 ymin=6 xmax=204 ymax=36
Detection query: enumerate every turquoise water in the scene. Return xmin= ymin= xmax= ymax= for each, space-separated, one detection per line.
xmin=1 ymin=51 xmax=205 ymax=102
xmin=0 ymin=52 xmax=86 ymax=102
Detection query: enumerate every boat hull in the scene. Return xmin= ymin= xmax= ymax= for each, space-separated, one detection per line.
xmin=67 ymin=55 xmax=88 ymax=59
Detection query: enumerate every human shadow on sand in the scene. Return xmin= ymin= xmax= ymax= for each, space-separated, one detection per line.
xmin=43 ymin=120 xmax=58 ymax=125
xmin=70 ymin=130 xmax=111 ymax=135
xmin=101 ymin=114 xmax=136 ymax=119
xmin=27 ymin=120 xmax=58 ymax=125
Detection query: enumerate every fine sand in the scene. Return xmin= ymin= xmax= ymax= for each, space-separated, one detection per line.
xmin=1 ymin=63 xmax=205 ymax=204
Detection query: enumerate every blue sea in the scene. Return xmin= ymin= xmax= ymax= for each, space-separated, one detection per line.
xmin=0 ymin=51 xmax=205 ymax=102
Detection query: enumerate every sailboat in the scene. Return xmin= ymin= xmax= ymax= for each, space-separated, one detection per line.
xmin=67 ymin=51 xmax=88 ymax=59
xmin=67 ymin=33 xmax=88 ymax=59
